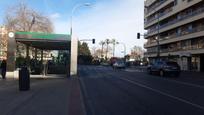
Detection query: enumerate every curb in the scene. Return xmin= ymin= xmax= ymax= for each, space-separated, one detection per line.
xmin=68 ymin=77 xmax=86 ymax=115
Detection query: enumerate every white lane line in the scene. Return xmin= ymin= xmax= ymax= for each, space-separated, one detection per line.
xmin=125 ymin=69 xmax=204 ymax=89
xmin=119 ymin=77 xmax=204 ymax=110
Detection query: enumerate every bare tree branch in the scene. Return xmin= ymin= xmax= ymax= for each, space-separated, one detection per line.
xmin=4 ymin=2 xmax=53 ymax=33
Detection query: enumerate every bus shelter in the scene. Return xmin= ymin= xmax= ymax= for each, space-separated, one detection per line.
xmin=6 ymin=31 xmax=72 ymax=78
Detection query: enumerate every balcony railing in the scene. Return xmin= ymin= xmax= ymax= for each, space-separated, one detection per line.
xmin=146 ymin=0 xmax=167 ymax=15
xmin=145 ymin=25 xmax=204 ymax=47
xmin=147 ymin=6 xmax=204 ymax=35
xmin=145 ymin=7 xmax=173 ymax=25
xmin=162 ymin=25 xmax=204 ymax=40
xmin=145 ymin=44 xmax=204 ymax=56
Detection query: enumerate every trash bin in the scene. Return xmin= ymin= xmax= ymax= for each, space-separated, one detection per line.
xmin=19 ymin=67 xmax=30 ymax=91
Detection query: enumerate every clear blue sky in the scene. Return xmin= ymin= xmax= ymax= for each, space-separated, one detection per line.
xmin=0 ymin=0 xmax=146 ymax=57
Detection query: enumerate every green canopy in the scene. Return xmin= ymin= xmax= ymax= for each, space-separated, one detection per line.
xmin=15 ymin=31 xmax=71 ymax=50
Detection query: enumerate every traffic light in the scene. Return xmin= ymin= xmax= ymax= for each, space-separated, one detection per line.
xmin=137 ymin=33 xmax=140 ymax=39
xmin=92 ymin=39 xmax=95 ymax=44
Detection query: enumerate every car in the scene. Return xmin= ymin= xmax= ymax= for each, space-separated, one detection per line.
xmin=113 ymin=60 xmax=126 ymax=69
xmin=101 ymin=62 xmax=110 ymax=66
xmin=147 ymin=60 xmax=180 ymax=77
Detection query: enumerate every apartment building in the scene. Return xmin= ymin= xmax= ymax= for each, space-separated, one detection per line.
xmin=144 ymin=0 xmax=204 ymax=71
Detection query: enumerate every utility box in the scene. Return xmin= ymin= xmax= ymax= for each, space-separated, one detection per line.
xmin=19 ymin=67 xmax=30 ymax=91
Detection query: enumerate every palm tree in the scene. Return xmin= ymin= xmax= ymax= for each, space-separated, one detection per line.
xmin=111 ymin=39 xmax=118 ymax=57
xmin=105 ymin=39 xmax=110 ymax=60
xmin=99 ymin=41 xmax=105 ymax=58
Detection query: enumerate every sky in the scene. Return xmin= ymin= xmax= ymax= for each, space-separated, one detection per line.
xmin=0 ymin=0 xmax=146 ymax=57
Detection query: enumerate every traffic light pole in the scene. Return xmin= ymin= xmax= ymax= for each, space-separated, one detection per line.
xmin=79 ymin=39 xmax=95 ymax=44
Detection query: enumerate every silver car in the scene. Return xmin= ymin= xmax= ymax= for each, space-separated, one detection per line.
xmin=113 ymin=60 xmax=126 ymax=69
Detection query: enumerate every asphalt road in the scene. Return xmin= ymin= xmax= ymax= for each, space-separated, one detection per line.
xmin=78 ymin=65 xmax=204 ymax=115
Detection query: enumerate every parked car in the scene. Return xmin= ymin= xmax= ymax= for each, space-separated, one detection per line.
xmin=147 ymin=60 xmax=180 ymax=77
xmin=113 ymin=60 xmax=126 ymax=69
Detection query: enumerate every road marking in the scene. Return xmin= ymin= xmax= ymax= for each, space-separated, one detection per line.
xmin=124 ymin=68 xmax=204 ymax=89
xmin=119 ymin=77 xmax=204 ymax=110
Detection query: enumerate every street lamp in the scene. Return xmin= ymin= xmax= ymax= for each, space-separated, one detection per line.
xmin=70 ymin=3 xmax=91 ymax=76
xmin=70 ymin=3 xmax=91 ymax=36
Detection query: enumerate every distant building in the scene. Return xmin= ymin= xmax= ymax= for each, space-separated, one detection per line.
xmin=144 ymin=0 xmax=204 ymax=71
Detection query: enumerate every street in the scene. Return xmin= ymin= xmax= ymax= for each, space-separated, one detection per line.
xmin=79 ymin=65 xmax=204 ymax=115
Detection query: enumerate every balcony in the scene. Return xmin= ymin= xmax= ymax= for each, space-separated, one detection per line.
xmin=145 ymin=43 xmax=204 ymax=57
xmin=144 ymin=25 xmax=204 ymax=48
xmin=147 ymin=6 xmax=204 ymax=36
xmin=146 ymin=0 xmax=168 ymax=15
xmin=145 ymin=7 xmax=173 ymax=25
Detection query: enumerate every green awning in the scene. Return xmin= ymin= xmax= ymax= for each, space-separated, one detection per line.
xmin=15 ymin=31 xmax=71 ymax=41
xmin=15 ymin=31 xmax=71 ymax=50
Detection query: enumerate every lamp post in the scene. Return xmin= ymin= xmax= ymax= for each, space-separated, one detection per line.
xmin=70 ymin=3 xmax=91 ymax=36
xmin=70 ymin=3 xmax=91 ymax=76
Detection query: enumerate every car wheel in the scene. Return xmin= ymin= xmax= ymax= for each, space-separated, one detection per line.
xmin=159 ymin=70 xmax=165 ymax=77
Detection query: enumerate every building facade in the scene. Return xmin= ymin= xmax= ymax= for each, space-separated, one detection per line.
xmin=144 ymin=0 xmax=204 ymax=72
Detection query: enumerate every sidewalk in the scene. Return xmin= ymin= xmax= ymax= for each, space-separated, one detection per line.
xmin=0 ymin=75 xmax=85 ymax=115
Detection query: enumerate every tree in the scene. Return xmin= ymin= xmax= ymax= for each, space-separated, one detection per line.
xmin=110 ymin=39 xmax=117 ymax=57
xmin=78 ymin=42 xmax=91 ymax=56
xmin=78 ymin=42 xmax=93 ymax=64
xmin=4 ymin=3 xmax=53 ymax=32
xmin=99 ymin=40 xmax=105 ymax=58
xmin=4 ymin=3 xmax=54 ymax=58
xmin=105 ymin=39 xmax=111 ymax=60
xmin=131 ymin=46 xmax=144 ymax=61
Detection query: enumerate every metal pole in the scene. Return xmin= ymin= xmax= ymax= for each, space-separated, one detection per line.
xmin=70 ymin=3 xmax=91 ymax=36
xmin=70 ymin=3 xmax=91 ymax=76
